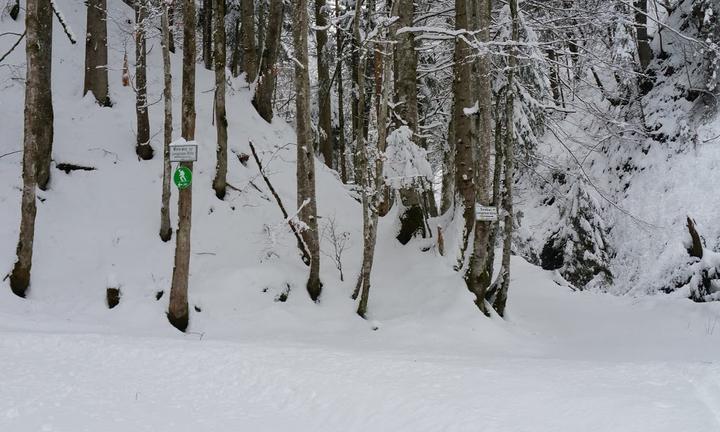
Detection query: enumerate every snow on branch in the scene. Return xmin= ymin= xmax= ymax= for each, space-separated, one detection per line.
xmin=383 ymin=126 xmax=432 ymax=190
xmin=50 ymin=0 xmax=77 ymax=44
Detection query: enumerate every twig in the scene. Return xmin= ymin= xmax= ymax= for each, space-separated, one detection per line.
xmin=0 ymin=150 xmax=21 ymax=160
xmin=248 ymin=140 xmax=311 ymax=266
xmin=0 ymin=30 xmax=25 ymax=64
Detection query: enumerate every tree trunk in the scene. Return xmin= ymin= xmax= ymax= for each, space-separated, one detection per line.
xmin=452 ymin=0 xmax=475 ymax=271
xmin=315 ymin=0 xmax=333 ymax=168
xmin=84 ymin=0 xmax=110 ymax=106
xmin=293 ymin=0 xmax=322 ymax=301
xmin=34 ymin=0 xmax=53 ymax=192
xmin=9 ymin=0 xmax=51 ymax=297
xmin=335 ymin=0 xmax=347 ymax=183
xmin=493 ymin=0 xmax=519 ymax=318
xmin=135 ymin=0 xmax=153 ymax=160
xmin=160 ymin=1 xmax=173 ymax=242
xmin=253 ymin=0 xmax=283 ymax=122
xmin=440 ymin=116 xmax=455 ymax=215
xmin=202 ymin=0 xmax=213 ymax=70
xmin=231 ymin=18 xmax=241 ymax=76
xmin=634 ymin=0 xmax=653 ymax=70
xmin=213 ymin=0 xmax=228 ymax=199
xmin=241 ymin=0 xmax=257 ymax=82
xmin=392 ymin=0 xmax=427 ymax=244
xmin=465 ymin=0 xmax=493 ymax=314
xmin=356 ymin=36 xmax=391 ymax=318
xmin=168 ymin=0 xmax=197 ymax=332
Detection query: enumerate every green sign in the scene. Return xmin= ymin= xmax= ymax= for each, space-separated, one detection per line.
xmin=173 ymin=166 xmax=192 ymax=189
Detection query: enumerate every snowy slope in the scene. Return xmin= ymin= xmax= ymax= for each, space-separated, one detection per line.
xmin=1 ymin=2 xmax=720 ymax=431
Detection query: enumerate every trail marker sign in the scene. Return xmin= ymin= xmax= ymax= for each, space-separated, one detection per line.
xmin=475 ymin=204 xmax=498 ymax=222
xmin=169 ymin=143 xmax=198 ymax=162
xmin=174 ymin=166 xmax=193 ymax=189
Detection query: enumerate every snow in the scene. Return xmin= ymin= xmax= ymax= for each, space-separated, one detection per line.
xmin=1 ymin=1 xmax=720 ymax=431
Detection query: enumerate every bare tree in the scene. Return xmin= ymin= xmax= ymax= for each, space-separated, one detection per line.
xmin=253 ymin=0 xmax=283 ymax=122
xmin=35 ymin=0 xmax=53 ymax=191
xmin=135 ymin=0 xmax=153 ymax=160
xmin=452 ymin=0 xmax=476 ymax=277
xmin=465 ymin=0 xmax=494 ymax=313
xmin=293 ymin=0 xmax=322 ymax=301
xmin=202 ymin=0 xmax=213 ymax=69
xmin=84 ymin=0 xmax=110 ymax=106
xmin=212 ymin=0 xmax=228 ymax=199
xmin=9 ymin=0 xmax=53 ymax=297
xmin=168 ymin=0 xmax=197 ymax=332
xmin=492 ymin=0 xmax=519 ymax=318
xmin=159 ymin=0 xmax=173 ymax=242
xmin=240 ymin=0 xmax=257 ymax=82
xmin=315 ymin=0 xmax=333 ymax=168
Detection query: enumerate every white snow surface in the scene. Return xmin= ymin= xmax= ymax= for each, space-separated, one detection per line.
xmin=1 ymin=2 xmax=720 ymax=431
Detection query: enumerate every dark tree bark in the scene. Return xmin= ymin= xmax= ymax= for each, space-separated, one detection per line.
xmin=202 ymin=0 xmax=213 ymax=70
xmin=168 ymin=0 xmax=197 ymax=332
xmin=253 ymin=0 xmax=283 ymax=122
xmin=241 ymin=0 xmax=258 ymax=82
xmin=492 ymin=0 xmax=519 ymax=318
xmin=465 ymin=0 xmax=494 ymax=314
xmin=10 ymin=0 xmax=52 ymax=297
xmin=34 ymin=0 xmax=53 ymax=191
xmin=294 ymin=0 xmax=322 ymax=301
xmin=212 ymin=0 xmax=228 ymax=199
xmin=135 ymin=0 xmax=153 ymax=160
xmin=315 ymin=0 xmax=333 ymax=168
xmin=84 ymin=0 xmax=110 ymax=106
xmin=335 ymin=0 xmax=347 ymax=183
xmin=453 ymin=0 xmax=476 ymax=271
xmin=160 ymin=0 xmax=173 ymax=242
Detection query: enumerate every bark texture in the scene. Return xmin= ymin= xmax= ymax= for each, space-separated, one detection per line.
xmin=253 ymin=0 xmax=283 ymax=122
xmin=10 ymin=0 xmax=51 ymax=297
xmin=202 ymin=0 xmax=213 ymax=70
xmin=83 ymin=0 xmax=110 ymax=106
xmin=453 ymin=0 xmax=476 ymax=271
xmin=293 ymin=0 xmax=322 ymax=301
xmin=315 ymin=0 xmax=333 ymax=168
xmin=168 ymin=0 xmax=197 ymax=332
xmin=492 ymin=0 xmax=519 ymax=318
xmin=160 ymin=1 xmax=173 ymax=242
xmin=212 ymin=0 xmax=228 ymax=199
xmin=465 ymin=0 xmax=494 ymax=314
xmin=35 ymin=0 xmax=53 ymax=191
xmin=135 ymin=0 xmax=153 ymax=160
xmin=241 ymin=0 xmax=257 ymax=82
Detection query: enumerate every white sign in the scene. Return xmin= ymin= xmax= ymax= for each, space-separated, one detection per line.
xmin=169 ymin=144 xmax=198 ymax=162
xmin=475 ymin=204 xmax=498 ymax=222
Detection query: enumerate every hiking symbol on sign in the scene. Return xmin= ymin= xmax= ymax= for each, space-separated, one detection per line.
xmin=174 ymin=166 xmax=192 ymax=189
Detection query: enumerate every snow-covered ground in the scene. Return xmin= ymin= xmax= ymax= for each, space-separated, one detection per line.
xmin=2 ymin=1 xmax=720 ymax=431
xmin=2 ymin=258 xmax=720 ymax=432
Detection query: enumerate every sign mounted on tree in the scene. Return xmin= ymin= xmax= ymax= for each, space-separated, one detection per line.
xmin=475 ymin=204 xmax=498 ymax=222
xmin=174 ymin=166 xmax=192 ymax=189
xmin=169 ymin=141 xmax=198 ymax=162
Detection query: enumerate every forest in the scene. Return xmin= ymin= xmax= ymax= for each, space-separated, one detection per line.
xmin=1 ymin=0 xmax=720 ymax=430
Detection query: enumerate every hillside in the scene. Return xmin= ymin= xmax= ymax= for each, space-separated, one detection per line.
xmin=1 ymin=0 xmax=720 ymax=431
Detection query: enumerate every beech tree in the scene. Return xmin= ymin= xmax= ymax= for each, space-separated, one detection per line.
xmin=134 ymin=0 xmax=153 ymax=160
xmin=253 ymin=0 xmax=283 ymax=122
xmin=83 ymin=0 xmax=110 ymax=106
xmin=212 ymin=0 xmax=228 ymax=199
xmin=315 ymin=0 xmax=333 ymax=168
xmin=240 ymin=0 xmax=257 ymax=82
xmin=159 ymin=0 xmax=173 ymax=242
xmin=293 ymin=0 xmax=322 ymax=301
xmin=9 ymin=0 xmax=53 ymax=297
xmin=168 ymin=0 xmax=197 ymax=332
